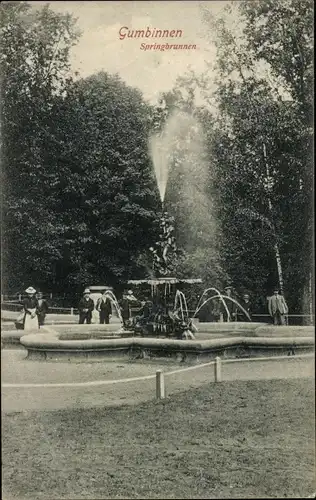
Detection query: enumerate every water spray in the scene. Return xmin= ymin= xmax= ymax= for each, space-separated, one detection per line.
xmin=194 ymin=293 xmax=252 ymax=322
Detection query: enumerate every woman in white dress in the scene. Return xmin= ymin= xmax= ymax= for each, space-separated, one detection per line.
xmin=23 ymin=286 xmax=39 ymax=330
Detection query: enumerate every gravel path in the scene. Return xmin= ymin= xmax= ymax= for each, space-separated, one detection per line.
xmin=2 ymin=348 xmax=314 ymax=413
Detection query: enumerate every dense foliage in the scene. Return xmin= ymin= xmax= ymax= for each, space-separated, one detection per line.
xmin=1 ymin=1 xmax=79 ymax=292
xmin=199 ymin=0 xmax=314 ymax=312
xmin=1 ymin=0 xmax=313 ymax=315
xmin=1 ymin=2 xmax=160 ymax=293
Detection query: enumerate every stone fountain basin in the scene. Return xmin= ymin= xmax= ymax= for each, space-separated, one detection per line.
xmin=1 ymin=323 xmax=126 ymax=347
xmin=2 ymin=322 xmax=314 ymax=345
xmin=16 ymin=322 xmax=314 ymax=362
xmin=196 ymin=322 xmax=315 ymax=339
xmin=197 ymin=322 xmax=263 ymax=331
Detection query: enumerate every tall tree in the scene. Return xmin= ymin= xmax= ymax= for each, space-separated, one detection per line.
xmin=240 ymin=0 xmax=314 ymax=315
xmin=1 ymin=1 xmax=80 ymax=291
xmin=1 ymin=2 xmax=160 ymax=293
xmin=200 ymin=0 xmax=313 ymax=313
xmin=53 ymin=72 xmax=160 ymax=287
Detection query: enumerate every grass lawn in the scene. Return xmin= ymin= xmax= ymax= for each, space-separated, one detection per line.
xmin=2 ymin=378 xmax=315 ymax=499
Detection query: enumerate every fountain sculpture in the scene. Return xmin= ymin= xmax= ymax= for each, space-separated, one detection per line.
xmin=12 ymin=106 xmax=312 ymax=361
xmin=125 ymin=209 xmax=202 ymax=339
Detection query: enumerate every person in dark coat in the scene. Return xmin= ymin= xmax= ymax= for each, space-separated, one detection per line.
xmin=221 ymin=286 xmax=237 ymax=322
xmin=78 ymin=288 xmax=94 ymax=324
xmin=36 ymin=291 xmax=49 ymax=326
xmin=237 ymin=293 xmax=252 ymax=321
xmin=120 ymin=290 xmax=138 ymax=328
xmin=96 ymin=290 xmax=112 ymax=324
xmin=134 ymin=300 xmax=153 ymax=336
xmin=138 ymin=301 xmax=153 ymax=322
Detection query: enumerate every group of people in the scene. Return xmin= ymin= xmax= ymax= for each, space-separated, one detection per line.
xmin=217 ymin=285 xmax=289 ymax=325
xmin=16 ymin=284 xmax=289 ymax=330
xmin=198 ymin=286 xmax=252 ymax=323
xmin=77 ymin=288 xmax=139 ymax=325
xmin=219 ymin=286 xmax=251 ymax=322
xmin=77 ymin=288 xmax=113 ymax=324
xmin=17 ymin=286 xmax=49 ymax=330
xmin=18 ymin=286 xmax=135 ymax=328
xmin=78 ymin=285 xmax=290 ymax=327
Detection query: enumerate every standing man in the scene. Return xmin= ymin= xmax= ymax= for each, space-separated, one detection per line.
xmin=268 ymin=288 xmax=289 ymax=325
xmin=96 ymin=290 xmax=112 ymax=324
xmin=237 ymin=293 xmax=252 ymax=321
xmin=221 ymin=286 xmax=237 ymax=322
xmin=120 ymin=290 xmax=138 ymax=328
xmin=36 ymin=291 xmax=49 ymax=327
xmin=78 ymin=288 xmax=95 ymax=324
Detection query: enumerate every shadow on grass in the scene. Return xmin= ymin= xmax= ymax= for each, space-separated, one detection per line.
xmin=2 ymin=378 xmax=315 ymax=500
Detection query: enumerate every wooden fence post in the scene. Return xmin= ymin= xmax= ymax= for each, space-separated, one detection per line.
xmin=215 ymin=356 xmax=222 ymax=383
xmin=70 ymin=308 xmax=74 ymax=316
xmin=156 ymin=370 xmax=165 ymax=399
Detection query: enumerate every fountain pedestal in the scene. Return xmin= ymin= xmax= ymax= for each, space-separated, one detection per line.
xmin=127 ymin=276 xmax=202 ymax=338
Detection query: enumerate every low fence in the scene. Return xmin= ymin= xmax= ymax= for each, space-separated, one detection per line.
xmin=157 ymin=353 xmax=314 ymax=398
xmin=3 ymin=353 xmax=313 ymax=392
xmin=1 ymin=295 xmax=82 ymax=311
xmin=2 ymin=352 xmax=313 ymax=413
xmin=2 ymin=302 xmax=313 ymax=325
xmin=1 ymin=294 xmax=54 ymax=301
xmin=1 ymin=302 xmax=79 ymax=315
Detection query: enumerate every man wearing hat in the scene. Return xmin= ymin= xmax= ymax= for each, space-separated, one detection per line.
xmin=268 ymin=288 xmax=288 ymax=325
xmin=237 ymin=293 xmax=252 ymax=321
xmin=78 ymin=288 xmax=95 ymax=324
xmin=221 ymin=286 xmax=237 ymax=322
xmin=23 ymin=287 xmax=39 ymax=330
xmin=120 ymin=290 xmax=138 ymax=328
xmin=96 ymin=290 xmax=112 ymax=324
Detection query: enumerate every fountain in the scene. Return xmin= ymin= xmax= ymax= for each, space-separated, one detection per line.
xmin=127 ymin=276 xmax=202 ymax=339
xmin=6 ymin=107 xmax=313 ymax=361
xmin=123 ymin=109 xmax=249 ymax=340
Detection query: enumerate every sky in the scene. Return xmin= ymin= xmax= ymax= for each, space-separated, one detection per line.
xmin=30 ymin=0 xmax=232 ymax=103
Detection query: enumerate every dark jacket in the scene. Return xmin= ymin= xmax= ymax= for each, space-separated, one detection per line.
xmin=220 ymin=296 xmax=237 ymax=317
xmin=120 ymin=298 xmax=131 ymax=321
xmin=37 ymin=299 xmax=49 ymax=316
xmin=23 ymin=297 xmax=39 ymax=311
xmin=78 ymin=297 xmax=94 ymax=313
xmin=237 ymin=300 xmax=252 ymax=320
xmin=141 ymin=303 xmax=152 ymax=319
xmin=97 ymin=296 xmax=112 ymax=314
